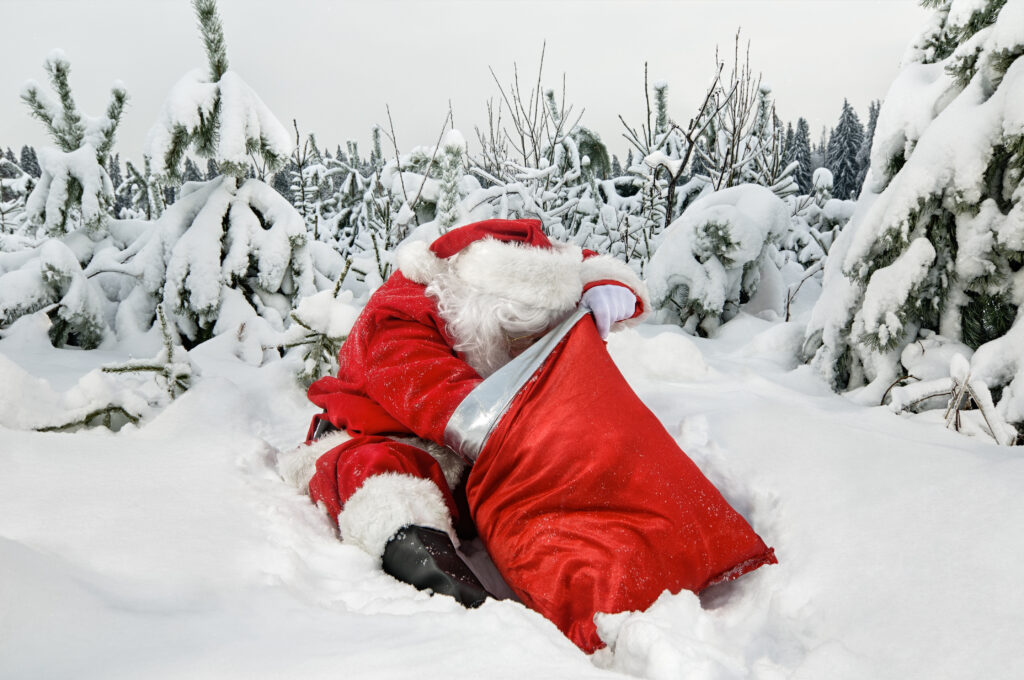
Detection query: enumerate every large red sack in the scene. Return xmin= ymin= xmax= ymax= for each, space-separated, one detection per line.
xmin=464 ymin=315 xmax=776 ymax=652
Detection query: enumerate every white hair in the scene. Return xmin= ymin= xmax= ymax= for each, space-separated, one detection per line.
xmin=426 ymin=268 xmax=568 ymax=377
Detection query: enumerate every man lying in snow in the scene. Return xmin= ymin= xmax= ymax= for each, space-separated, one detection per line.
xmin=287 ymin=218 xmax=776 ymax=651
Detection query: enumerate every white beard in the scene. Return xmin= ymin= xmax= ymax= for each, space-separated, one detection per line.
xmin=426 ymin=269 xmax=573 ymax=378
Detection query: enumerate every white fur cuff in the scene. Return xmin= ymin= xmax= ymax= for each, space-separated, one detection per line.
xmin=395 ymin=240 xmax=446 ymax=285
xmin=277 ymin=430 xmax=352 ymax=493
xmin=337 ymin=473 xmax=455 ymax=559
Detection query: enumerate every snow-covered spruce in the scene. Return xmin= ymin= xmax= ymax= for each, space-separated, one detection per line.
xmin=804 ymin=0 xmax=1024 ymax=442
xmin=0 ymin=238 xmax=109 ymax=348
xmin=646 ymin=184 xmax=789 ymax=335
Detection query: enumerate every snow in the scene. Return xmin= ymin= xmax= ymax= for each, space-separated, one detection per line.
xmin=216 ymin=71 xmax=293 ymax=167
xmin=948 ymin=0 xmax=989 ymax=28
xmin=3 ymin=303 xmax=1023 ymax=679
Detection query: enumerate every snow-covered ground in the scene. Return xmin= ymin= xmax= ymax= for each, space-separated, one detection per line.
xmin=2 ymin=303 xmax=1022 ymax=680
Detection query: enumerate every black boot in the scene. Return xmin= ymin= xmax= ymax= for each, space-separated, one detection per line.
xmin=382 ymin=525 xmax=491 ymax=608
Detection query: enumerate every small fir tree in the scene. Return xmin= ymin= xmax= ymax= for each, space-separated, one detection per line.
xmin=19 ymin=146 xmax=41 ymax=178
xmin=825 ymin=99 xmax=865 ymax=199
xmin=855 ymin=100 xmax=881 ymax=193
xmin=790 ymin=118 xmax=813 ymax=193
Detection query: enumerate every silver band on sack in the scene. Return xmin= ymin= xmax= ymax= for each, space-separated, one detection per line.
xmin=444 ymin=306 xmax=591 ymax=462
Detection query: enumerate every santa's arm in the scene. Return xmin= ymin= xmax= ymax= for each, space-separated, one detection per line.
xmin=362 ymin=313 xmax=483 ymax=446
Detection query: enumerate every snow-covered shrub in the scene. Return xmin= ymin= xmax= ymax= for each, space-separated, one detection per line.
xmin=435 ymin=130 xmax=468 ymax=232
xmin=0 ymin=155 xmax=33 ymax=232
xmin=0 ymin=306 xmax=195 ymax=433
xmin=287 ymin=125 xmax=336 ymax=241
xmin=98 ymin=176 xmax=325 ymax=346
xmin=804 ymin=0 xmax=1024 ymax=442
xmin=20 ymin=50 xmax=126 ymax=235
xmin=647 ymin=184 xmax=789 ymax=335
xmin=0 ymin=239 xmax=110 ymax=348
xmin=780 ymin=169 xmax=856 ymax=267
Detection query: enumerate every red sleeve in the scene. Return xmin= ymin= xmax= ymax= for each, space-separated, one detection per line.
xmin=361 ymin=311 xmax=483 ymax=446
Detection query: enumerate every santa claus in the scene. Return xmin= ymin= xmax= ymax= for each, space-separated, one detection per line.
xmin=291 ymin=218 xmax=648 ymax=606
xmin=285 ymin=218 xmax=775 ymax=651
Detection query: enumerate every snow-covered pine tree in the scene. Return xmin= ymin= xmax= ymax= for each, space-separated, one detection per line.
xmin=791 ymin=118 xmax=813 ymax=193
xmin=824 ymin=99 xmax=865 ymax=200
xmin=0 ymin=154 xmax=32 ymax=232
xmin=783 ymin=122 xmax=795 ymax=164
xmin=804 ymin=0 xmax=1024 ymax=443
xmin=20 ymin=50 xmax=126 ymax=235
xmin=321 ymin=146 xmax=369 ymax=253
xmin=855 ymin=100 xmax=881 ymax=194
xmin=106 ymin=153 xmax=128 ymax=217
xmin=370 ymin=125 xmax=385 ymax=171
xmin=575 ymin=126 xmax=611 ymax=180
xmin=19 ymin=146 xmax=41 ymax=178
xmin=435 ymin=129 xmax=467 ymax=232
xmin=611 ymin=154 xmax=623 ymax=177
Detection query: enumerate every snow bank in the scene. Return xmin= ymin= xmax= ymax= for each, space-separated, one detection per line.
xmin=2 ymin=309 xmax=1024 ymax=679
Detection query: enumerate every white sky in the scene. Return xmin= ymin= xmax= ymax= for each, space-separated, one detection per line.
xmin=0 ymin=0 xmax=929 ymax=162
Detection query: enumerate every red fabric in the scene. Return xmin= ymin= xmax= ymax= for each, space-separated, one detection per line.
xmin=465 ymin=314 xmax=776 ymax=653
xmin=429 ymin=219 xmax=552 ymax=258
xmin=306 ymin=272 xmax=483 ymax=446
xmin=308 ymin=435 xmax=459 ymax=522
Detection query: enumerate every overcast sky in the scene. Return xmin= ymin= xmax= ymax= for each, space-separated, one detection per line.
xmin=0 ymin=0 xmax=929 ymax=162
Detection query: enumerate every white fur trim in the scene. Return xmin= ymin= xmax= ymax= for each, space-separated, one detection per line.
xmin=453 ymin=239 xmax=584 ymax=311
xmin=580 ymin=254 xmax=652 ymax=323
xmin=396 ymin=240 xmax=447 ymax=284
xmin=337 ymin=473 xmax=454 ymax=559
xmin=277 ymin=430 xmax=352 ymax=492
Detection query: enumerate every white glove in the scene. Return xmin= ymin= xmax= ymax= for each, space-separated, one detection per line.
xmin=581 ymin=285 xmax=637 ymax=339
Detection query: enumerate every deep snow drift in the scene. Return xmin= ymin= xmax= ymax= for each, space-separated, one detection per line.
xmin=1 ymin=300 xmax=1022 ymax=680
